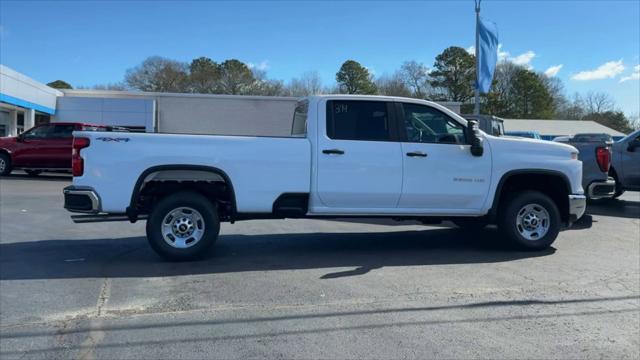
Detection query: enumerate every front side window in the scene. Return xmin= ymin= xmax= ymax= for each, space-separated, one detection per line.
xmin=327 ymin=100 xmax=391 ymax=141
xmin=402 ymin=103 xmax=464 ymax=144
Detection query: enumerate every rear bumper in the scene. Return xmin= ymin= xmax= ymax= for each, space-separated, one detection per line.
xmin=568 ymin=194 xmax=587 ymax=223
xmin=587 ymin=177 xmax=616 ymax=200
xmin=63 ymin=186 xmax=101 ymax=213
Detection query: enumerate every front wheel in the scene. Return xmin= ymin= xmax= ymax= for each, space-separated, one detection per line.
xmin=0 ymin=153 xmax=12 ymax=176
xmin=499 ymin=191 xmax=560 ymax=250
xmin=146 ymin=191 xmax=220 ymax=261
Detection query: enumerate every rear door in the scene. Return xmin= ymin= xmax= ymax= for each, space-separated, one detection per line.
xmin=397 ymin=102 xmax=491 ymax=211
xmin=315 ymin=100 xmax=403 ymax=209
xmin=46 ymin=124 xmax=75 ymax=168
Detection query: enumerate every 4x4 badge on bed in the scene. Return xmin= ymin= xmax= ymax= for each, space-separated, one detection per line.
xmin=96 ymin=137 xmax=130 ymax=142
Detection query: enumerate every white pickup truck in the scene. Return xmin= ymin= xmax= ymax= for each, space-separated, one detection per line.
xmin=64 ymin=95 xmax=586 ymax=260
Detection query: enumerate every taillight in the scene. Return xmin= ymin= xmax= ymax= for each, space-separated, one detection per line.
xmin=72 ymin=137 xmax=90 ymax=176
xmin=596 ymin=146 xmax=611 ymax=173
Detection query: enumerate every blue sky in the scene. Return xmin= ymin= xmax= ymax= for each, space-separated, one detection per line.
xmin=1 ymin=0 xmax=638 ymax=114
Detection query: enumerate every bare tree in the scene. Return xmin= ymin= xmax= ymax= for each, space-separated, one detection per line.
xmin=91 ymin=83 xmax=128 ymax=91
xmin=376 ymin=72 xmax=412 ymax=97
xmin=584 ymin=91 xmax=614 ymax=114
xmin=286 ymin=71 xmax=324 ymax=96
xmin=400 ymin=61 xmax=430 ymax=99
xmin=125 ymin=56 xmax=189 ymax=92
xmin=247 ymin=69 xmax=287 ymax=96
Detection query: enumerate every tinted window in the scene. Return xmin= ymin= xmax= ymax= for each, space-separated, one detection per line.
xmin=402 ymin=103 xmax=464 ymax=144
xmin=291 ymin=100 xmax=308 ymax=137
xmin=573 ymin=134 xmax=612 ymax=143
xmin=327 ymin=101 xmax=391 ymax=141
xmin=23 ymin=125 xmax=53 ymax=139
xmin=50 ymin=124 xmax=76 ymax=138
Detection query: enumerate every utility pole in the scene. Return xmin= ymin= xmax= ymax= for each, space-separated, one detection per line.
xmin=474 ymin=0 xmax=481 ymax=115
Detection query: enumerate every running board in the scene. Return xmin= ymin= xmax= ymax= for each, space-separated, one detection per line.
xmin=70 ymin=214 xmax=148 ymax=223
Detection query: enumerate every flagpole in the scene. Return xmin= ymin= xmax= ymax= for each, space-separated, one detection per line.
xmin=474 ymin=0 xmax=481 ymax=115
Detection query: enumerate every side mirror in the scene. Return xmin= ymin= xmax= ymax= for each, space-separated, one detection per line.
xmin=465 ymin=120 xmax=484 ymax=157
xmin=16 ymin=133 xmax=24 ymax=142
xmin=628 ymin=140 xmax=639 ymax=152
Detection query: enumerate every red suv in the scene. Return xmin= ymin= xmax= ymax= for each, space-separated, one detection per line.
xmin=0 ymin=122 xmax=108 ymax=176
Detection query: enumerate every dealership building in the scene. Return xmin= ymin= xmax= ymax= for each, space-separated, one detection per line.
xmin=0 ymin=64 xmax=626 ymax=138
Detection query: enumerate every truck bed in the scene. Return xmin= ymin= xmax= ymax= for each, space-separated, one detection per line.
xmin=74 ymin=131 xmax=311 ymax=213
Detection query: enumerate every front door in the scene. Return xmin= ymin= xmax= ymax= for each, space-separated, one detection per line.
xmin=11 ymin=124 xmax=53 ymax=168
xmin=620 ymin=133 xmax=640 ymax=188
xmin=316 ymin=100 xmax=403 ymax=209
xmin=397 ymin=102 xmax=492 ymax=212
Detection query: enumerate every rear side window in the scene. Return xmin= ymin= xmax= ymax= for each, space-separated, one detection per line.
xmin=291 ymin=100 xmax=308 ymax=137
xmin=50 ymin=124 xmax=76 ymax=138
xmin=326 ymin=100 xmax=391 ymax=141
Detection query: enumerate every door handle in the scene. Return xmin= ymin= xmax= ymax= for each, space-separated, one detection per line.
xmin=322 ymin=149 xmax=345 ymax=155
xmin=406 ymin=151 xmax=427 ymax=157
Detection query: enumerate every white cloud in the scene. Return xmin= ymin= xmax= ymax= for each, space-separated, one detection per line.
xmin=571 ymin=60 xmax=625 ymax=81
xmin=544 ymin=64 xmax=563 ymax=77
xmin=510 ymin=50 xmax=536 ymax=67
xmin=465 ymin=44 xmax=533 ymax=67
xmin=248 ymin=60 xmax=269 ymax=71
xmin=619 ymin=64 xmax=640 ymax=83
xmin=497 ymin=44 xmax=509 ymax=61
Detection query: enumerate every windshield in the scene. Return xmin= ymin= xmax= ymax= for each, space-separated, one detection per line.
xmin=618 ymin=129 xmax=640 ymax=142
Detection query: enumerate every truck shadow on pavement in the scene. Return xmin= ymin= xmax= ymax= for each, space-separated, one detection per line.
xmin=586 ymin=198 xmax=640 ymax=219
xmin=0 ymin=228 xmax=556 ymax=281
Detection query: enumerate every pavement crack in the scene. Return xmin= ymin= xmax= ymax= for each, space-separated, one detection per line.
xmin=95 ymin=278 xmax=111 ymax=318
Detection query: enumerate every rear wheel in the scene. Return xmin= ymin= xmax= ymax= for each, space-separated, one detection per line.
xmin=499 ymin=191 xmax=560 ymax=250
xmin=146 ymin=191 xmax=220 ymax=261
xmin=611 ymin=172 xmax=625 ymax=199
xmin=0 ymin=153 xmax=12 ymax=176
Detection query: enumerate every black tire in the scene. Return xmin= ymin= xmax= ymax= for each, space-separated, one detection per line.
xmin=611 ymin=172 xmax=625 ymax=199
xmin=0 ymin=153 xmax=12 ymax=176
xmin=24 ymin=169 xmax=43 ymax=177
xmin=498 ymin=191 xmax=560 ymax=250
xmin=146 ymin=191 xmax=220 ymax=261
xmin=453 ymin=217 xmax=488 ymax=231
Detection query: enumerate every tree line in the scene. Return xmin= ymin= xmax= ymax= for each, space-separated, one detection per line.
xmin=48 ymin=46 xmax=638 ymax=133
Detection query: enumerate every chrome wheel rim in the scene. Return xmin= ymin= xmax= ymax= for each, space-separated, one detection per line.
xmin=161 ymin=207 xmax=205 ymax=249
xmin=516 ymin=203 xmax=550 ymax=241
xmin=0 ymin=158 xmax=5 ymax=173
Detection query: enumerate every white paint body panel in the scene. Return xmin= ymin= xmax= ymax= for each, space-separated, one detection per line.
xmin=74 ymin=132 xmax=311 ymax=213
xmin=73 ymin=96 xmax=583 ymax=217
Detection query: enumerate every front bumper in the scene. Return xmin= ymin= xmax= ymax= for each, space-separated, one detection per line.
xmin=568 ymin=194 xmax=587 ymax=222
xmin=587 ymin=177 xmax=616 ymax=200
xmin=63 ymin=186 xmax=101 ymax=213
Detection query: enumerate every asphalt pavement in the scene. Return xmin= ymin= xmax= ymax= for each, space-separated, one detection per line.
xmin=0 ymin=172 xmax=638 ymax=359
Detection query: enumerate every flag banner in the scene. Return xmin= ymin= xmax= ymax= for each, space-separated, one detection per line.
xmin=477 ymin=17 xmax=499 ymax=93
